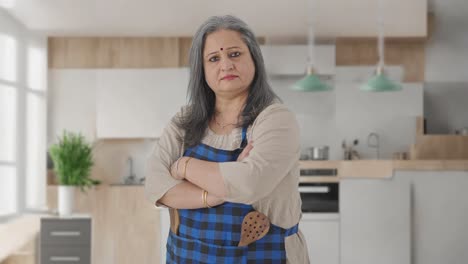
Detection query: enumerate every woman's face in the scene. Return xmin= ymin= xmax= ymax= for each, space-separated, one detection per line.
xmin=203 ymin=29 xmax=255 ymax=97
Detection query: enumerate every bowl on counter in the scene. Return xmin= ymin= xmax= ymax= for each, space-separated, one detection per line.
xmin=307 ymin=146 xmax=330 ymax=160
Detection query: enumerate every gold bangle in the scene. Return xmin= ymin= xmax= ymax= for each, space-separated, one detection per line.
xmin=203 ymin=190 xmax=207 ymax=208
xmin=202 ymin=189 xmax=205 ymax=207
xmin=203 ymin=190 xmax=212 ymax=208
xmin=183 ymin=157 xmax=192 ymax=179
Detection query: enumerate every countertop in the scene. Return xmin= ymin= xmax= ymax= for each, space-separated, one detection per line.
xmin=299 ymin=160 xmax=468 ymax=182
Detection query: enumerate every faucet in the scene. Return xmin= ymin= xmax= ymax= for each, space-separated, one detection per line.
xmin=367 ymin=132 xmax=380 ymax=159
xmin=124 ymin=156 xmax=137 ymax=184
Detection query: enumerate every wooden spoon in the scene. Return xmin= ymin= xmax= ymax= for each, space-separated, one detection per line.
xmin=169 ymin=208 xmax=180 ymax=235
xmin=238 ymin=211 xmax=270 ymax=247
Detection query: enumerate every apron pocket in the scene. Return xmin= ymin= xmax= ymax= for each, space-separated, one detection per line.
xmin=166 ymin=231 xmax=248 ymax=264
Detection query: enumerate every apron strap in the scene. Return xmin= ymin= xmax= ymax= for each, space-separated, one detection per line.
xmin=240 ymin=126 xmax=248 ymax=148
xmin=284 ymin=223 xmax=299 ymax=237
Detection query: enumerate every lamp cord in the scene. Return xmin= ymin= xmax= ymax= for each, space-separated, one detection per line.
xmin=307 ymin=0 xmax=316 ymax=68
xmin=378 ymin=0 xmax=385 ymax=69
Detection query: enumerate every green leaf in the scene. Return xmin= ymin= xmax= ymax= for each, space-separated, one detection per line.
xmin=48 ymin=130 xmax=100 ymax=192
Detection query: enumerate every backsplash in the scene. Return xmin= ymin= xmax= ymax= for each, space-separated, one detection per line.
xmin=47 ymin=138 xmax=157 ymax=185
xmin=269 ymin=66 xmax=423 ymax=160
xmin=92 ymin=139 xmax=156 ymax=184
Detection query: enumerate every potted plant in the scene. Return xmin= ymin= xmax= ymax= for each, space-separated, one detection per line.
xmin=49 ymin=130 xmax=100 ymax=216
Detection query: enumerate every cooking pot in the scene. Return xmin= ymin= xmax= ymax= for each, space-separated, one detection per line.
xmin=307 ymin=146 xmax=329 ymax=160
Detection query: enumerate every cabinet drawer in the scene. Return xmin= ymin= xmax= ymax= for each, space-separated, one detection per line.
xmin=41 ymin=246 xmax=90 ymax=264
xmin=41 ymin=219 xmax=91 ymax=246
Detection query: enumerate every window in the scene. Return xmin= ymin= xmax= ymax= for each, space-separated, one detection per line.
xmin=0 ymin=33 xmax=16 ymax=82
xmin=0 ymin=33 xmax=18 ymax=218
xmin=0 ymin=17 xmax=47 ymax=219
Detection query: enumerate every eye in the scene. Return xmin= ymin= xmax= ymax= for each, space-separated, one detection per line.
xmin=208 ymin=56 xmax=219 ymax=62
xmin=229 ymin=51 xmax=241 ymax=58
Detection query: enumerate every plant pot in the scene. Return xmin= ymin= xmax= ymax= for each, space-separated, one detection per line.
xmin=58 ymin=185 xmax=75 ymax=216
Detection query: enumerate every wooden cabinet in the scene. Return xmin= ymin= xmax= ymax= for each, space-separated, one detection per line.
xmin=46 ymin=186 xmax=161 ymax=264
xmin=300 ymin=214 xmax=340 ymax=264
xmin=96 ymin=68 xmax=189 ymax=138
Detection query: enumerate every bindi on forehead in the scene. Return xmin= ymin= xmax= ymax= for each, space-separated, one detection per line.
xmin=205 ymin=46 xmax=241 ymax=58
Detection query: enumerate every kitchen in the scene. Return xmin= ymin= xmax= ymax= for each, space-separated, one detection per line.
xmin=1 ymin=0 xmax=468 ymax=264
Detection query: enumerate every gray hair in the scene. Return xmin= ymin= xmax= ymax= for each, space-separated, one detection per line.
xmin=177 ymin=15 xmax=281 ymax=148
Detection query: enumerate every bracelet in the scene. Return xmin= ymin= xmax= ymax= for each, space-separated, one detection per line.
xmin=183 ymin=157 xmax=193 ymax=179
xmin=203 ymin=190 xmax=212 ymax=208
xmin=201 ymin=189 xmax=205 ymax=207
xmin=174 ymin=158 xmax=181 ymax=175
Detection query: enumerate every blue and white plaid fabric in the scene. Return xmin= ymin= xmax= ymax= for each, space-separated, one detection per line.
xmin=166 ymin=126 xmax=299 ymax=264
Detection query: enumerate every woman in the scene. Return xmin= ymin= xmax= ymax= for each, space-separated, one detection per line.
xmin=145 ymin=15 xmax=309 ymax=263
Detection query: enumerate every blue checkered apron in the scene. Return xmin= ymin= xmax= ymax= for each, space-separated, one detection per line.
xmin=166 ymin=127 xmax=299 ymax=263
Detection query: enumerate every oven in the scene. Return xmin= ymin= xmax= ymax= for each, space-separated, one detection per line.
xmin=299 ymin=169 xmax=339 ymax=213
xmin=299 ymin=182 xmax=339 ymax=213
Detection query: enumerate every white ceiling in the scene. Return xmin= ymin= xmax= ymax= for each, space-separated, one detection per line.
xmin=2 ymin=0 xmax=427 ymax=38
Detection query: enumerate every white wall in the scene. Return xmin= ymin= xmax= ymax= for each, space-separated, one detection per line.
xmin=270 ymin=66 xmax=423 ymax=160
xmin=424 ymin=82 xmax=468 ymax=134
xmin=425 ymin=0 xmax=468 ymax=82
xmin=423 ymin=0 xmax=468 ymax=134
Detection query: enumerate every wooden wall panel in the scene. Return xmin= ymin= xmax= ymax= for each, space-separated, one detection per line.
xmin=178 ymin=37 xmax=192 ymax=67
xmin=48 ymin=38 xmax=99 ymax=68
xmin=410 ymin=116 xmax=468 ymax=160
xmin=336 ymin=38 xmax=425 ymax=82
xmin=411 ymin=135 xmax=468 ymax=160
xmin=49 ymin=37 xmax=180 ymax=68
xmin=49 ymin=36 xmax=267 ymax=69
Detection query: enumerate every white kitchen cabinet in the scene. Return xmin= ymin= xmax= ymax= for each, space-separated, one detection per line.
xmin=396 ymin=171 xmax=468 ymax=264
xmin=340 ymin=177 xmax=411 ymax=264
xmin=48 ymin=70 xmax=98 ymax=142
xmin=96 ymin=68 xmax=189 ymax=139
xmin=300 ymin=213 xmax=340 ymax=264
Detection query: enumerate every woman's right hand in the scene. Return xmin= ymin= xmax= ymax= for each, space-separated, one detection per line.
xmin=237 ymin=140 xmax=253 ymax=161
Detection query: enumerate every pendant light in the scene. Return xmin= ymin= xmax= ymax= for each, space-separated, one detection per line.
xmin=360 ymin=0 xmax=402 ymax=92
xmin=292 ymin=0 xmax=332 ymax=92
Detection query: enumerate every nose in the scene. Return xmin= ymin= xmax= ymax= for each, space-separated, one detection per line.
xmin=220 ymin=56 xmax=234 ymax=72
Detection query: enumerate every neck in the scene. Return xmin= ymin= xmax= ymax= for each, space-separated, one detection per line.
xmin=214 ymin=93 xmax=248 ymax=119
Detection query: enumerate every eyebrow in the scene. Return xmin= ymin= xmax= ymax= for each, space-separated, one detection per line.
xmin=205 ymin=46 xmax=241 ymax=58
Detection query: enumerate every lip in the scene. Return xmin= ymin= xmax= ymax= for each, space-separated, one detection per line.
xmin=222 ymin=75 xmax=238 ymax=80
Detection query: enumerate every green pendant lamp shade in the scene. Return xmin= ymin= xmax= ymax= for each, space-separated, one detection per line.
xmin=292 ymin=66 xmax=332 ymax=92
xmin=360 ymin=66 xmax=402 ymax=92
xmin=292 ymin=0 xmax=332 ymax=92
xmin=360 ymin=0 xmax=402 ymax=92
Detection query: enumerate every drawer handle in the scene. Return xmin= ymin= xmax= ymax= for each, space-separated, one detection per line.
xmin=299 ymin=186 xmax=330 ymax=193
xmin=50 ymin=256 xmax=80 ymax=262
xmin=50 ymin=231 xmax=81 ymax=237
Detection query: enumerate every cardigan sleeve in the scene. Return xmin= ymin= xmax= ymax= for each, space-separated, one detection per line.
xmin=144 ymin=109 xmax=185 ymax=207
xmin=218 ymin=103 xmax=301 ymax=204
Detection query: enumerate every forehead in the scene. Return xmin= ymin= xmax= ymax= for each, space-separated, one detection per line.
xmin=203 ymin=30 xmax=246 ymax=54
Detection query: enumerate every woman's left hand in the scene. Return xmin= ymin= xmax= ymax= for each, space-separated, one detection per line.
xmin=170 ymin=157 xmax=185 ymax=180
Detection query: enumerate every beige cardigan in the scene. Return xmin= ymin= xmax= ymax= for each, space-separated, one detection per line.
xmin=144 ymin=103 xmax=310 ymax=263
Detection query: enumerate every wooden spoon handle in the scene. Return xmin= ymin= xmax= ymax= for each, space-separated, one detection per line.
xmin=169 ymin=208 xmax=180 ymax=235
